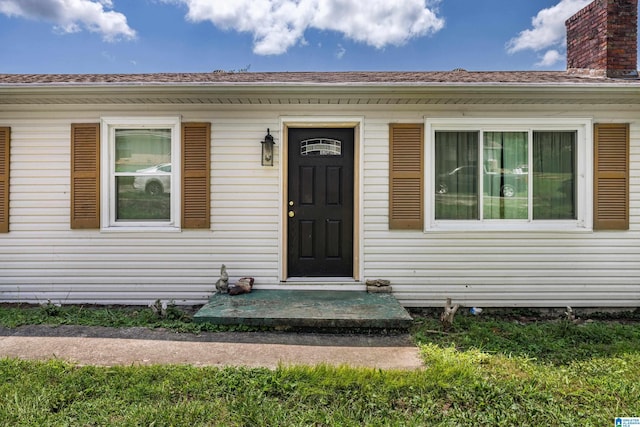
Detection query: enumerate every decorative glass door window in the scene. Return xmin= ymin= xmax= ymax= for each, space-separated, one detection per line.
xmin=300 ymin=138 xmax=342 ymax=156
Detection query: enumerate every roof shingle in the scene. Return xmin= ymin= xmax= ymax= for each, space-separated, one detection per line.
xmin=1 ymin=70 xmax=638 ymax=86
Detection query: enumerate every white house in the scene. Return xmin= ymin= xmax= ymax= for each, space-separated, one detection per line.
xmin=1 ymin=0 xmax=639 ymax=307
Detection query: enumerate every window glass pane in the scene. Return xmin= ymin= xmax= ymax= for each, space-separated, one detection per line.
xmin=300 ymin=138 xmax=342 ymax=156
xmin=533 ymin=131 xmax=576 ymax=219
xmin=116 ymin=176 xmax=170 ymax=221
xmin=115 ymin=129 xmax=171 ymax=172
xmin=435 ymin=131 xmax=479 ymax=219
xmin=114 ymin=128 xmax=172 ymax=222
xmin=483 ymin=132 xmax=528 ymax=220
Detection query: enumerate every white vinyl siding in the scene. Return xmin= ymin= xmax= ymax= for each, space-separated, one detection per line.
xmin=360 ymin=113 xmax=640 ymax=307
xmin=0 ymin=106 xmax=639 ymax=308
xmin=0 ymin=115 xmax=280 ymax=304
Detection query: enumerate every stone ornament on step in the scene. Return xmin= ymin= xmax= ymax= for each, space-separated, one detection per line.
xmin=229 ymin=277 xmax=254 ymax=295
xmin=366 ymin=279 xmax=392 ymax=293
xmin=214 ymin=264 xmax=254 ymax=296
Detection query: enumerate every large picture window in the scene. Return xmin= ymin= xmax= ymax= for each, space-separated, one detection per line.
xmin=426 ymin=119 xmax=591 ymax=231
xmin=101 ymin=117 xmax=181 ymax=230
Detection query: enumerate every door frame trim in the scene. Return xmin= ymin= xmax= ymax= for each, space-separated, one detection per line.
xmin=279 ymin=117 xmax=363 ymax=282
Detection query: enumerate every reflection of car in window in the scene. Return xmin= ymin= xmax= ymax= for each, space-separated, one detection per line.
xmin=437 ymin=165 xmax=477 ymax=195
xmin=132 ymin=163 xmax=171 ymax=196
xmin=437 ymin=164 xmax=527 ymax=198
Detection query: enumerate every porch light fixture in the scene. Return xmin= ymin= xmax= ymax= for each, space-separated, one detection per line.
xmin=261 ymin=129 xmax=275 ymax=166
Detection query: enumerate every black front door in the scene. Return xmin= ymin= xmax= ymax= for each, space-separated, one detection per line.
xmin=287 ymin=128 xmax=354 ymax=277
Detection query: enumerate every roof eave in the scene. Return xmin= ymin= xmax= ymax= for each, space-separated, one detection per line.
xmin=2 ymin=80 xmax=640 ymax=106
xmin=2 ymin=79 xmax=640 ymax=90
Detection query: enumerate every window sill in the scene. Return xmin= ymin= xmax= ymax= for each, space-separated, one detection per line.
xmin=100 ymin=226 xmax=182 ymax=233
xmin=425 ymin=220 xmax=591 ymax=233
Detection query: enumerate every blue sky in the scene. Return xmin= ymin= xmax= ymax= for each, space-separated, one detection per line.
xmin=0 ymin=0 xmax=630 ymax=74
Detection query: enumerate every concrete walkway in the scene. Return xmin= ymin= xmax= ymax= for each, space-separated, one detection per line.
xmin=0 ymin=326 xmax=423 ymax=370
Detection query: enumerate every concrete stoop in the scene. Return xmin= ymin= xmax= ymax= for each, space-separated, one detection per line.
xmin=194 ymin=290 xmax=413 ymax=330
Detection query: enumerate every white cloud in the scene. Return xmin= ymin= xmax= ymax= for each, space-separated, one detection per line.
xmin=536 ymin=49 xmax=563 ymax=67
xmin=0 ymin=0 xmax=136 ymax=41
xmin=169 ymin=0 xmax=444 ymax=55
xmin=506 ymin=0 xmax=591 ymax=66
xmin=336 ymin=44 xmax=346 ymax=59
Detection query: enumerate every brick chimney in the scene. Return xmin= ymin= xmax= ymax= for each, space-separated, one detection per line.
xmin=566 ymin=0 xmax=638 ymax=78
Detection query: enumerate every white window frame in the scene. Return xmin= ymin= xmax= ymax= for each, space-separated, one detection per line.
xmin=425 ymin=117 xmax=592 ymax=232
xmin=100 ymin=116 xmax=181 ymax=231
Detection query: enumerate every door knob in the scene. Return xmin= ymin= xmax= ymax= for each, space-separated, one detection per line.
xmin=288 ymin=211 xmax=295 ymax=218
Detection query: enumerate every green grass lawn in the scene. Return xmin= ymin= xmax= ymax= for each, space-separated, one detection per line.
xmin=1 ymin=304 xmax=639 ymax=426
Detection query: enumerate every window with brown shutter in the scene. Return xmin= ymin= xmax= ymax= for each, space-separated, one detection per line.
xmin=594 ymin=123 xmax=629 ymax=230
xmin=182 ymin=122 xmax=211 ymax=229
xmin=76 ymin=118 xmax=210 ymax=230
xmin=389 ymin=123 xmax=424 ymax=229
xmin=0 ymin=127 xmax=10 ymax=233
xmin=70 ymin=123 xmax=100 ymax=229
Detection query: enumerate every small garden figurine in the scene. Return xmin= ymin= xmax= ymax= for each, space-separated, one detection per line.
xmin=215 ymin=264 xmax=229 ymax=294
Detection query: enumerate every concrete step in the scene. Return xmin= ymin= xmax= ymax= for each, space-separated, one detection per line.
xmin=194 ymin=290 xmax=413 ymax=330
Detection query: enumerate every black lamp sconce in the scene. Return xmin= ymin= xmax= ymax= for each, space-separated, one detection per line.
xmin=261 ymin=129 xmax=275 ymax=166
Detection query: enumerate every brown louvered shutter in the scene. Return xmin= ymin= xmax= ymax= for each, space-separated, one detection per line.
xmin=0 ymin=127 xmax=10 ymax=233
xmin=389 ymin=124 xmax=424 ymax=229
xmin=182 ymin=122 xmax=211 ymax=229
xmin=71 ymin=123 xmax=100 ymax=229
xmin=594 ymin=123 xmax=629 ymax=230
